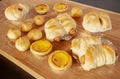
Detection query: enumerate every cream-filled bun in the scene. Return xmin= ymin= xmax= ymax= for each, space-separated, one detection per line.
xmin=82 ymin=11 xmax=112 ymax=32
xmin=48 ymin=50 xmax=72 ymax=71
xmin=34 ymin=15 xmax=45 ymax=26
xmin=15 ymin=37 xmax=30 ymax=52
xmin=27 ymin=29 xmax=42 ymax=41
xmin=21 ymin=21 xmax=32 ymax=32
xmin=30 ymin=40 xmax=52 ymax=56
xmin=5 ymin=3 xmax=29 ymax=20
xmin=7 ymin=28 xmax=21 ymax=40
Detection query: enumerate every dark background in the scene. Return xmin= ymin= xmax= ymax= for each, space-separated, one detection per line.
xmin=0 ymin=0 xmax=120 ymax=79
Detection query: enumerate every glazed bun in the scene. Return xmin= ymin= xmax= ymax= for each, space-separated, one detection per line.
xmin=82 ymin=11 xmax=112 ymax=32
xmin=5 ymin=3 xmax=29 ymax=20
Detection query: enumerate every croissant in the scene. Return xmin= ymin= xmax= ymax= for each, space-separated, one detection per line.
xmin=44 ymin=13 xmax=77 ymax=41
xmin=71 ymin=35 xmax=116 ymax=71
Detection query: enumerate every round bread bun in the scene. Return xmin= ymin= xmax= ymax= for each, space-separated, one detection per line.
xmin=21 ymin=21 xmax=32 ymax=32
xmin=53 ymin=3 xmax=68 ymax=12
xmin=71 ymin=7 xmax=83 ymax=18
xmin=5 ymin=3 xmax=29 ymax=20
xmin=35 ymin=4 xmax=49 ymax=14
xmin=15 ymin=37 xmax=30 ymax=52
xmin=7 ymin=28 xmax=21 ymax=40
xmin=82 ymin=11 xmax=112 ymax=32
xmin=48 ymin=50 xmax=72 ymax=71
xmin=27 ymin=29 xmax=42 ymax=41
xmin=30 ymin=40 xmax=52 ymax=56
xmin=34 ymin=15 xmax=45 ymax=26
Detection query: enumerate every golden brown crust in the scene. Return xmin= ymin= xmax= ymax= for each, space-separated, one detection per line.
xmin=82 ymin=11 xmax=112 ymax=32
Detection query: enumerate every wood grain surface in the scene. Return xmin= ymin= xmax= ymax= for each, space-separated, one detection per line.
xmin=0 ymin=0 xmax=120 ymax=79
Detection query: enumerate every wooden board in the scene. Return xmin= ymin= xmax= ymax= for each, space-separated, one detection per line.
xmin=0 ymin=0 xmax=120 ymax=79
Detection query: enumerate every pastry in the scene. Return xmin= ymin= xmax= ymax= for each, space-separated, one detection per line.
xmin=34 ymin=15 xmax=45 ymax=26
xmin=27 ymin=29 xmax=42 ymax=41
xmin=15 ymin=37 xmax=30 ymax=52
xmin=82 ymin=11 xmax=112 ymax=32
xmin=7 ymin=28 xmax=21 ymax=40
xmin=71 ymin=7 xmax=83 ymax=18
xmin=53 ymin=3 xmax=68 ymax=12
xmin=71 ymin=35 xmax=116 ymax=71
xmin=44 ymin=13 xmax=77 ymax=41
xmin=5 ymin=3 xmax=29 ymax=20
xmin=35 ymin=4 xmax=49 ymax=14
xmin=48 ymin=50 xmax=72 ymax=70
xmin=30 ymin=40 xmax=52 ymax=56
xmin=21 ymin=20 xmax=32 ymax=32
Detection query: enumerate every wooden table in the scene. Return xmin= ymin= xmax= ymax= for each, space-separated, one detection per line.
xmin=0 ymin=0 xmax=120 ymax=79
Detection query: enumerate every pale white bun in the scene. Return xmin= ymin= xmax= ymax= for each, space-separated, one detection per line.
xmin=15 ymin=37 xmax=30 ymax=52
xmin=71 ymin=35 xmax=116 ymax=71
xmin=44 ymin=13 xmax=77 ymax=41
xmin=82 ymin=11 xmax=112 ymax=32
xmin=7 ymin=28 xmax=21 ymax=40
xmin=30 ymin=40 xmax=52 ymax=56
xmin=27 ymin=29 xmax=42 ymax=41
xmin=48 ymin=50 xmax=72 ymax=71
xmin=5 ymin=3 xmax=29 ymax=20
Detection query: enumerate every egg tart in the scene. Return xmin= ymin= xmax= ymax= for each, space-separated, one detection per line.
xmin=30 ymin=40 xmax=52 ymax=56
xmin=48 ymin=50 xmax=72 ymax=70
xmin=53 ymin=3 xmax=68 ymax=12
xmin=35 ymin=4 xmax=49 ymax=14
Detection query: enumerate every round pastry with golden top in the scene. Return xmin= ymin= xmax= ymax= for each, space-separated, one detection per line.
xmin=82 ymin=11 xmax=112 ymax=32
xmin=71 ymin=7 xmax=83 ymax=18
xmin=21 ymin=21 xmax=32 ymax=32
xmin=34 ymin=15 xmax=45 ymax=26
xmin=5 ymin=3 xmax=29 ymax=20
xmin=7 ymin=27 xmax=21 ymax=40
xmin=35 ymin=4 xmax=49 ymax=14
xmin=30 ymin=40 xmax=52 ymax=56
xmin=53 ymin=3 xmax=68 ymax=12
xmin=27 ymin=29 xmax=42 ymax=41
xmin=15 ymin=37 xmax=30 ymax=52
xmin=48 ymin=50 xmax=72 ymax=71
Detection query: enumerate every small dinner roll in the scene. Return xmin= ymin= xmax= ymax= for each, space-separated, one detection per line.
xmin=53 ymin=3 xmax=68 ymax=12
xmin=21 ymin=21 xmax=32 ymax=32
xmin=27 ymin=29 xmax=42 ymax=41
xmin=82 ymin=11 xmax=112 ymax=32
xmin=5 ymin=3 xmax=29 ymax=20
xmin=15 ymin=37 xmax=30 ymax=52
xmin=7 ymin=28 xmax=21 ymax=40
xmin=71 ymin=7 xmax=83 ymax=18
xmin=48 ymin=50 xmax=72 ymax=71
xmin=30 ymin=40 xmax=52 ymax=56
xmin=35 ymin=4 xmax=49 ymax=14
xmin=34 ymin=15 xmax=45 ymax=26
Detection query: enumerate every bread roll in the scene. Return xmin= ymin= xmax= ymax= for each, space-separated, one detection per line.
xmin=71 ymin=35 xmax=116 ymax=71
xmin=82 ymin=11 xmax=112 ymax=32
xmin=7 ymin=28 xmax=21 ymax=40
xmin=34 ymin=15 xmax=45 ymax=26
xmin=71 ymin=7 xmax=83 ymax=18
xmin=48 ymin=50 xmax=72 ymax=70
xmin=5 ymin=3 xmax=29 ymax=20
xmin=27 ymin=29 xmax=42 ymax=41
xmin=44 ymin=13 xmax=77 ymax=41
xmin=21 ymin=21 xmax=32 ymax=32
xmin=15 ymin=37 xmax=30 ymax=52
